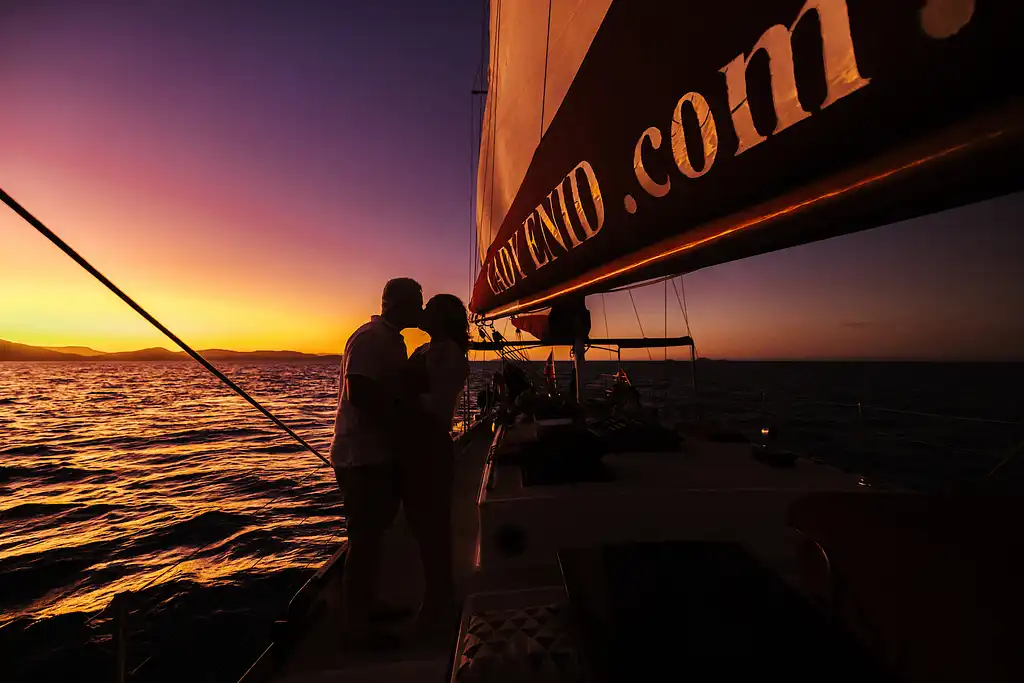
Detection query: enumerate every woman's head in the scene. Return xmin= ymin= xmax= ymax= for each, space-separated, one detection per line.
xmin=422 ymin=294 xmax=469 ymax=352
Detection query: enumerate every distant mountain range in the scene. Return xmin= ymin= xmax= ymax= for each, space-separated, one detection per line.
xmin=1 ymin=339 xmax=341 ymax=362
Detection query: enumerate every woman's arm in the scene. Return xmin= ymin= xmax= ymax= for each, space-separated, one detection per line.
xmin=418 ymin=341 xmax=470 ymax=426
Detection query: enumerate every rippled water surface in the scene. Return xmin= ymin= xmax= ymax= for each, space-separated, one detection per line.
xmin=2 ymin=360 xmax=1022 ymax=682
xmin=1 ymin=362 xmax=346 ymax=682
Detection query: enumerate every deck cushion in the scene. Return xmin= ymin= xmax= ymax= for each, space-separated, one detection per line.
xmin=454 ymin=603 xmax=581 ymax=683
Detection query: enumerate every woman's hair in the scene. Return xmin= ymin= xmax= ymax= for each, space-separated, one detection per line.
xmin=426 ymin=294 xmax=470 ymax=352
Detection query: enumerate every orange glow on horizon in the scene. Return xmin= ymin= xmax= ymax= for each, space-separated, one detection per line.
xmin=1 ymin=175 xmax=433 ymax=356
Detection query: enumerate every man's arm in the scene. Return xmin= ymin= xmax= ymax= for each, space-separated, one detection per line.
xmin=342 ymin=330 xmax=410 ymax=423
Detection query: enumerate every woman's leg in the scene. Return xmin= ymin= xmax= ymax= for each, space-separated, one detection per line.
xmin=418 ymin=434 xmax=455 ymax=620
xmin=398 ymin=431 xmax=456 ymax=622
xmin=423 ymin=440 xmax=455 ymax=613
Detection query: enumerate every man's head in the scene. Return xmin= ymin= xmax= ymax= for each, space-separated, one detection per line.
xmin=380 ymin=278 xmax=423 ymax=330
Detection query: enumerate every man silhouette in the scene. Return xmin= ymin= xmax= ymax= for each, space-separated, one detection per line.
xmin=330 ymin=278 xmax=422 ymax=647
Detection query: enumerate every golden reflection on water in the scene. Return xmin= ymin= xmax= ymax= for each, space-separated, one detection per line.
xmin=0 ymin=361 xmax=352 ymax=626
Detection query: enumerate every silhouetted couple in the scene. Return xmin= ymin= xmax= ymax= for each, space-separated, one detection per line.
xmin=329 ymin=278 xmax=470 ymax=649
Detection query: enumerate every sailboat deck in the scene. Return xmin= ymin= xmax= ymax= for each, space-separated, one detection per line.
xmin=255 ymin=419 xmax=892 ymax=683
xmin=477 ymin=432 xmax=883 ymax=579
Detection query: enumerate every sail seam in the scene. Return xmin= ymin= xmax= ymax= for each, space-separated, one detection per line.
xmin=540 ymin=0 xmax=553 ymax=141
xmin=485 ymin=0 xmax=504 ymax=267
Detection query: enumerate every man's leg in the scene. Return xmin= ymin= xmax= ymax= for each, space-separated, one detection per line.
xmin=338 ymin=465 xmax=399 ymax=637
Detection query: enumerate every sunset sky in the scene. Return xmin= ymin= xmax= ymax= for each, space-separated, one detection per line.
xmin=1 ymin=0 xmax=1022 ymax=361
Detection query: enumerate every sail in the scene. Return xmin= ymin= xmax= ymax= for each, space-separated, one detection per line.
xmin=472 ymin=0 xmax=1024 ymax=316
xmin=477 ymin=0 xmax=612 ymax=265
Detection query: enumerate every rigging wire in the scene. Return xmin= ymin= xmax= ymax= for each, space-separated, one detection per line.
xmin=600 ymin=293 xmax=611 ymax=361
xmin=671 ymin=276 xmax=696 ymax=358
xmin=0 ymin=188 xmax=330 ymax=468
xmin=605 ymin=272 xmax=680 ymax=293
xmin=627 ymin=289 xmax=653 ymax=361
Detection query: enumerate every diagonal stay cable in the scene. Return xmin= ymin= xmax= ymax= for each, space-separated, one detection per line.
xmin=0 ymin=188 xmax=330 ymax=467
xmin=627 ymin=290 xmax=653 ymax=361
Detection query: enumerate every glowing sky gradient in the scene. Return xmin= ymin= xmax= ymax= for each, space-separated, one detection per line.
xmin=2 ymin=1 xmax=1022 ymax=360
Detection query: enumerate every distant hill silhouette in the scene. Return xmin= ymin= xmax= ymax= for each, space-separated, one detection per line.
xmin=0 ymin=339 xmax=341 ymax=363
xmin=41 ymin=345 xmax=104 ymax=356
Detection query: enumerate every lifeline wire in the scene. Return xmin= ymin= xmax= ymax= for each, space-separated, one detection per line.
xmin=0 ymin=188 xmax=330 ymax=467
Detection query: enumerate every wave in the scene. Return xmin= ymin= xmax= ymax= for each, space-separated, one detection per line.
xmin=0 ymin=463 xmax=115 ymax=485
xmin=68 ymin=426 xmax=270 ymax=451
xmin=248 ymin=443 xmax=305 ymax=455
xmin=120 ymin=510 xmax=252 ymax=556
xmin=0 ymin=502 xmax=82 ymax=520
xmin=0 ymin=444 xmax=63 ymax=457
xmin=0 ymin=397 xmax=17 ymax=405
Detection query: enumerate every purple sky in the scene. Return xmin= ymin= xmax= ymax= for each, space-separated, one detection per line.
xmin=1 ymin=0 xmax=1021 ymax=359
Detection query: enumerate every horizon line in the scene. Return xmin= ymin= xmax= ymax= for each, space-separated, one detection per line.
xmin=3 ymin=338 xmax=1022 ymax=363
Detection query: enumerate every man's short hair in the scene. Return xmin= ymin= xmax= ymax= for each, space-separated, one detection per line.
xmin=382 ymin=278 xmax=422 ymax=306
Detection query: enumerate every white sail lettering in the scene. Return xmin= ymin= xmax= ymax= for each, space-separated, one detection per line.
xmin=490 ymin=160 xmax=604 ymax=293
xmin=535 ymin=200 xmax=568 ymax=257
xmin=550 ymin=183 xmax=584 ymax=248
xmin=671 ymin=93 xmax=719 ymax=179
xmin=493 ymin=258 xmax=510 ymax=292
xmin=569 ymin=161 xmax=605 ymax=238
xmin=634 ymin=127 xmax=671 ymax=198
xmin=720 ymin=0 xmax=870 ymax=155
xmin=524 ymin=213 xmax=551 ymax=269
xmin=498 ymin=245 xmax=520 ymax=285
xmin=486 ymin=262 xmax=501 ymax=294
xmin=504 ymin=234 xmax=527 ymax=279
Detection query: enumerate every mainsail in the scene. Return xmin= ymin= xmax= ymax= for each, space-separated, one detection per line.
xmin=472 ymin=0 xmax=1024 ymax=317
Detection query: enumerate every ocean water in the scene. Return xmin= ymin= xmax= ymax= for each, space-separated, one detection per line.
xmin=1 ymin=360 xmax=1022 ymax=682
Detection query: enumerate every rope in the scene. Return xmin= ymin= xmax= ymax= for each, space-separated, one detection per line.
xmin=0 ymin=188 xmax=330 ymax=468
